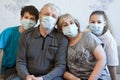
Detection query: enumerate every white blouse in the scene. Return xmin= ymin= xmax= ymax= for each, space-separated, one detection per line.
xmin=99 ymin=30 xmax=119 ymax=66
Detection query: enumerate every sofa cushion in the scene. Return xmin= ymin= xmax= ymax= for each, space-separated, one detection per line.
xmin=0 ymin=50 xmax=3 ymax=74
xmin=117 ymin=46 xmax=120 ymax=74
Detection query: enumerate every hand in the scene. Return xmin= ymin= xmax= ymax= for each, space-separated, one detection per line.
xmin=26 ymin=75 xmax=36 ymax=80
xmin=74 ymin=78 xmax=81 ymax=80
xmin=36 ymin=77 xmax=43 ymax=80
xmin=78 ymin=78 xmax=81 ymax=80
xmin=64 ymin=71 xmax=81 ymax=80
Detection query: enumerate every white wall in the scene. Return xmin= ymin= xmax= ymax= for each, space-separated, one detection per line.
xmin=0 ymin=0 xmax=120 ymax=45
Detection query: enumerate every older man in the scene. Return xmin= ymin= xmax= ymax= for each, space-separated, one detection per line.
xmin=16 ymin=3 xmax=68 ymax=80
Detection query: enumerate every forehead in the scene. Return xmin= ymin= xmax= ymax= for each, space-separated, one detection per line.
xmin=22 ymin=12 xmax=35 ymax=18
xmin=41 ymin=6 xmax=58 ymax=14
xmin=90 ymin=14 xmax=105 ymax=21
xmin=63 ymin=16 xmax=73 ymax=22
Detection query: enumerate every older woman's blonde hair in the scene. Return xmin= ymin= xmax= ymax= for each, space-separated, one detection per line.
xmin=57 ymin=13 xmax=81 ymax=33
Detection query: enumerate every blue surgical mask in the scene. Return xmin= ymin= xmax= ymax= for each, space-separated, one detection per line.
xmin=89 ymin=23 xmax=104 ymax=36
xmin=41 ymin=16 xmax=57 ymax=31
xmin=21 ymin=19 xmax=36 ymax=30
xmin=62 ymin=23 xmax=78 ymax=37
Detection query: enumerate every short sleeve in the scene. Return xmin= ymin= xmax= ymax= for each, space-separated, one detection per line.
xmin=85 ymin=32 xmax=103 ymax=53
xmin=99 ymin=30 xmax=119 ymax=66
xmin=0 ymin=29 xmax=11 ymax=49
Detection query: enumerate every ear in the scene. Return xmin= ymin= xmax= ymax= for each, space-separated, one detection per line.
xmin=39 ymin=13 xmax=42 ymax=22
xmin=20 ymin=17 xmax=22 ymax=21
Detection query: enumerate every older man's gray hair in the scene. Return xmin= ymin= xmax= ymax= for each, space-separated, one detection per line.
xmin=40 ymin=3 xmax=60 ymax=17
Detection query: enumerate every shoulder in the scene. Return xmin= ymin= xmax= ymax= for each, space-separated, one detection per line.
xmin=83 ymin=31 xmax=103 ymax=45
xmin=22 ymin=27 xmax=35 ymax=35
xmin=1 ymin=26 xmax=19 ymax=35
xmin=100 ymin=30 xmax=116 ymax=44
xmin=82 ymin=31 xmax=96 ymax=39
xmin=103 ymin=30 xmax=118 ymax=46
xmin=53 ymin=29 xmax=68 ymax=44
xmin=54 ymin=29 xmax=68 ymax=40
xmin=2 ymin=26 xmax=18 ymax=31
xmin=81 ymin=32 xmax=95 ymax=43
xmin=20 ymin=27 xmax=37 ymax=42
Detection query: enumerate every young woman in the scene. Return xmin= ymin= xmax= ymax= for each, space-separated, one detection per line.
xmin=88 ymin=10 xmax=119 ymax=80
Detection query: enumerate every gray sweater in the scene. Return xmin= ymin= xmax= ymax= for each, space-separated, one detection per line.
xmin=16 ymin=27 xmax=68 ymax=80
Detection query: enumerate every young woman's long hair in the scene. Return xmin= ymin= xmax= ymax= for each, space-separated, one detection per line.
xmin=89 ymin=10 xmax=113 ymax=35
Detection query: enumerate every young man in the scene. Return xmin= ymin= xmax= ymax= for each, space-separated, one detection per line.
xmin=0 ymin=5 xmax=39 ymax=79
xmin=16 ymin=3 xmax=68 ymax=80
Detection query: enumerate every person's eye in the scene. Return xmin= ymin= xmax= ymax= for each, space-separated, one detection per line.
xmin=63 ymin=25 xmax=67 ymax=27
xmin=98 ymin=21 xmax=102 ymax=24
xmin=24 ymin=16 xmax=28 ymax=19
xmin=90 ymin=21 xmax=95 ymax=23
xmin=52 ymin=15 xmax=57 ymax=19
xmin=44 ymin=13 xmax=49 ymax=16
xmin=30 ymin=18 xmax=35 ymax=21
xmin=70 ymin=22 xmax=73 ymax=24
xmin=63 ymin=24 xmax=68 ymax=27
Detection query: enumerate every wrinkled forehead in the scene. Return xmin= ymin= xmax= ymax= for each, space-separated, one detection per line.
xmin=40 ymin=6 xmax=60 ymax=17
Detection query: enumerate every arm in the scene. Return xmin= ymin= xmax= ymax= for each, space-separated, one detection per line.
xmin=106 ymin=34 xmax=118 ymax=80
xmin=0 ymin=29 xmax=11 ymax=51
xmin=0 ymin=29 xmax=12 ymax=74
xmin=88 ymin=45 xmax=106 ymax=80
xmin=63 ymin=71 xmax=81 ymax=80
xmin=42 ymin=36 xmax=68 ymax=80
xmin=16 ymin=33 xmax=29 ymax=79
xmin=0 ymin=49 xmax=2 ymax=53
xmin=26 ymin=75 xmax=36 ymax=80
xmin=108 ymin=65 xmax=117 ymax=80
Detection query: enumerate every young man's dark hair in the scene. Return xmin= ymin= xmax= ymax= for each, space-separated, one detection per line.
xmin=21 ymin=5 xmax=39 ymax=22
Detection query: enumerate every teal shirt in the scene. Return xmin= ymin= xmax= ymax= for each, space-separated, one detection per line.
xmin=0 ymin=26 xmax=20 ymax=74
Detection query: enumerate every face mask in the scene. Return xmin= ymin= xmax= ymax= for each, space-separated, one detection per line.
xmin=41 ymin=16 xmax=57 ymax=31
xmin=89 ymin=23 xmax=105 ymax=36
xmin=21 ymin=19 xmax=36 ymax=30
xmin=62 ymin=23 xmax=78 ymax=37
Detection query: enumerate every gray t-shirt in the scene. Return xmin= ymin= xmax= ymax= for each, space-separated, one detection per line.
xmin=67 ymin=32 xmax=110 ymax=80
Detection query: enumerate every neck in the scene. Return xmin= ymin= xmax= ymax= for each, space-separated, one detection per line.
xmin=19 ymin=26 xmax=24 ymax=33
xmin=39 ymin=25 xmax=51 ymax=37
xmin=69 ymin=32 xmax=82 ymax=46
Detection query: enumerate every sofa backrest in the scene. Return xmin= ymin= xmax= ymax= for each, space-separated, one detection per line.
xmin=117 ymin=46 xmax=120 ymax=74
xmin=0 ymin=50 xmax=3 ymax=74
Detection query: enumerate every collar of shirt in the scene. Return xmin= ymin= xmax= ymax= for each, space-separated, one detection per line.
xmin=33 ymin=26 xmax=56 ymax=39
xmin=98 ymin=30 xmax=112 ymax=40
